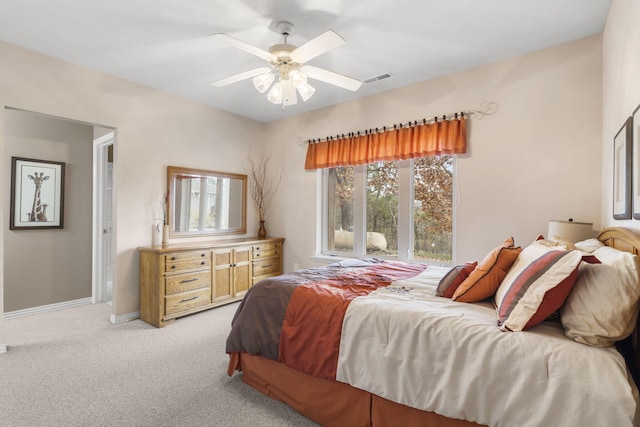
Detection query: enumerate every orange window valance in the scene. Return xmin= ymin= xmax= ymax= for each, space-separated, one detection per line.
xmin=304 ymin=116 xmax=467 ymax=170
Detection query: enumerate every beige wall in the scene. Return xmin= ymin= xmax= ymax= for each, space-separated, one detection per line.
xmin=0 ymin=19 xmax=611 ymax=348
xmin=602 ymin=0 xmax=640 ymax=228
xmin=266 ymin=35 xmax=603 ymax=271
xmin=0 ymin=39 xmax=265 ymax=341
xmin=3 ymin=109 xmax=93 ymax=311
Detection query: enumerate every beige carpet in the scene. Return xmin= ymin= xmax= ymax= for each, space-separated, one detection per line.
xmin=0 ymin=302 xmax=320 ymax=427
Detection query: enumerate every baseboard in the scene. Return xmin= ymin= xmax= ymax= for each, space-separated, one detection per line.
xmin=3 ymin=297 xmax=93 ymax=319
xmin=110 ymin=311 xmax=139 ymax=324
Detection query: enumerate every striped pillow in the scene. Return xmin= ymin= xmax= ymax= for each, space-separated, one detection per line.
xmin=496 ymin=249 xmax=599 ymax=331
xmin=436 ymin=262 xmax=478 ymax=298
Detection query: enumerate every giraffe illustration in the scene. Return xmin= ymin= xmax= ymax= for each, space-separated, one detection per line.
xmin=27 ymin=172 xmax=50 ymax=222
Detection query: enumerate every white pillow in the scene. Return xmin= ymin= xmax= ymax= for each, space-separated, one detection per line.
xmin=574 ymin=238 xmax=605 ymax=253
xmin=560 ymin=246 xmax=640 ymax=347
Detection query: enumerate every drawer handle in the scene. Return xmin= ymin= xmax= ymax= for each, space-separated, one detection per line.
xmin=180 ymin=296 xmax=199 ymax=303
xmin=171 ymin=256 xmax=176 ymax=261
xmin=200 ymin=261 xmax=205 ymax=265
xmin=170 ymin=265 xmax=176 ymax=269
xmin=255 ymin=254 xmax=260 ymax=257
xmin=201 ymin=253 xmax=206 ymax=257
xmin=260 ymin=264 xmax=273 ymax=269
xmin=255 ymin=246 xmax=260 ymax=250
xmin=180 ymin=278 xmax=198 ymax=284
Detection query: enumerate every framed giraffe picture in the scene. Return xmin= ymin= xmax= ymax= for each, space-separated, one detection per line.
xmin=10 ymin=157 xmax=65 ymax=230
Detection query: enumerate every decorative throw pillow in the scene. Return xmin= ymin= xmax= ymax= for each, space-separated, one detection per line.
xmin=436 ymin=262 xmax=478 ymax=298
xmin=452 ymin=238 xmax=521 ymax=302
xmin=560 ymin=246 xmax=640 ymax=347
xmin=494 ymin=241 xmax=578 ymax=308
xmin=495 ymin=247 xmax=599 ymax=332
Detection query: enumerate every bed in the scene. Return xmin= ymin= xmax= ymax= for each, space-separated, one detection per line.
xmin=226 ymin=227 xmax=640 ymax=427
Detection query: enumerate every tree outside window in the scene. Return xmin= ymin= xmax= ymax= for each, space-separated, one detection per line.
xmin=324 ymin=156 xmax=453 ymax=263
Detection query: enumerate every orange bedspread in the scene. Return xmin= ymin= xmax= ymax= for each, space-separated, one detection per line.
xmin=226 ymin=260 xmax=426 ymax=380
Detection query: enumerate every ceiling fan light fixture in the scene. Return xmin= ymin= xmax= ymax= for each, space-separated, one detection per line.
xmin=252 ymin=72 xmax=275 ymax=93
xmin=290 ymin=69 xmax=314 ymax=102
xmin=290 ymin=69 xmax=306 ymax=87
xmin=297 ymin=81 xmax=315 ymax=102
xmin=282 ymin=79 xmax=297 ymax=106
xmin=267 ymin=81 xmax=283 ymax=104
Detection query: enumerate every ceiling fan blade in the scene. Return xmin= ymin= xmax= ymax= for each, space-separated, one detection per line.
xmin=291 ymin=30 xmax=345 ymax=63
xmin=211 ymin=67 xmax=272 ymax=87
xmin=212 ymin=33 xmax=276 ymax=62
xmin=301 ymin=65 xmax=362 ymax=91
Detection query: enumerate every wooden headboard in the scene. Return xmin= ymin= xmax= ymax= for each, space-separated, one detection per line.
xmin=597 ymin=227 xmax=640 ymax=385
xmin=598 ymin=227 xmax=640 ymax=255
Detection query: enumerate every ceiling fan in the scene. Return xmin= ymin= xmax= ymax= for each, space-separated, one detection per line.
xmin=211 ymin=21 xmax=362 ymax=107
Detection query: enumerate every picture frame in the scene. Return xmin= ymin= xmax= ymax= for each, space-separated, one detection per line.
xmin=10 ymin=157 xmax=65 ymax=229
xmin=633 ymin=105 xmax=640 ymax=219
xmin=613 ymin=117 xmax=633 ymax=220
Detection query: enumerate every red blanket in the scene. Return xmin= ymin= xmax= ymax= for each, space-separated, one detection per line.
xmin=227 ymin=260 xmax=426 ymax=380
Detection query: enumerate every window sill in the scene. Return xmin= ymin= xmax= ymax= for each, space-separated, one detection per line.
xmin=310 ymin=254 xmax=349 ymax=264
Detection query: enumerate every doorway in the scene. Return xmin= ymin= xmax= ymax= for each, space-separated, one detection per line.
xmin=1 ymin=109 xmax=120 ymax=355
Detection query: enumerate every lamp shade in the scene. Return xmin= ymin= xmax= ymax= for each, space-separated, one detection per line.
xmin=547 ymin=219 xmax=593 ymax=243
xmin=267 ymin=82 xmax=283 ymax=104
xmin=252 ymin=72 xmax=275 ymax=93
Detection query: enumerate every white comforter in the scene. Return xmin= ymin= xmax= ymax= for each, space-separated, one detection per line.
xmin=336 ymin=266 xmax=639 ymax=427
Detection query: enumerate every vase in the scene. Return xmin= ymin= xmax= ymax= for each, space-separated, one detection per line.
xmin=258 ymin=220 xmax=267 ymax=238
xmin=152 ymin=223 xmax=162 ymax=246
xmin=162 ymin=224 xmax=170 ymax=246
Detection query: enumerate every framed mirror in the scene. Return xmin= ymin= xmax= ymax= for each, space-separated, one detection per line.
xmin=167 ymin=166 xmax=247 ymax=237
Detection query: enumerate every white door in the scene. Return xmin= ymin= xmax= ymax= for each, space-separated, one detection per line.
xmin=103 ymin=159 xmax=113 ymax=302
xmin=93 ymin=132 xmax=115 ymax=304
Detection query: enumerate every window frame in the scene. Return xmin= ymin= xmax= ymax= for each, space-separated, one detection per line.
xmin=317 ymin=157 xmax=456 ymax=264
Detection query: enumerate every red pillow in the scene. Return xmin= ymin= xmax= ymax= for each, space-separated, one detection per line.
xmin=436 ymin=262 xmax=478 ymax=298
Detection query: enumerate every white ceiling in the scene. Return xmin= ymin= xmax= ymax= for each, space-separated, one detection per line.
xmin=0 ymin=0 xmax=611 ymax=123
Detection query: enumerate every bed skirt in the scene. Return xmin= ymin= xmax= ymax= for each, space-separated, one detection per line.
xmin=228 ymin=353 xmax=483 ymax=427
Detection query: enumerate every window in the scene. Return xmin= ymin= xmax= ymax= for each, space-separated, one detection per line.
xmin=322 ymin=156 xmax=453 ymax=263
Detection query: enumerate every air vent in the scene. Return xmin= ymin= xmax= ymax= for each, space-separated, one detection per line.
xmin=363 ymin=73 xmax=393 ymax=84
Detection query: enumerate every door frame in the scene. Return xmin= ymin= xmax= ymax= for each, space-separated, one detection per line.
xmin=92 ymin=131 xmax=115 ymax=304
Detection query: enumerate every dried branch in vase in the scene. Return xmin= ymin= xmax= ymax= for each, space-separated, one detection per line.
xmin=246 ymin=152 xmax=283 ymax=221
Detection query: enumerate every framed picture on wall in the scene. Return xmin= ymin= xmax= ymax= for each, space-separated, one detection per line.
xmin=613 ymin=117 xmax=633 ymax=220
xmin=633 ymin=105 xmax=640 ymax=219
xmin=10 ymin=157 xmax=65 ymax=229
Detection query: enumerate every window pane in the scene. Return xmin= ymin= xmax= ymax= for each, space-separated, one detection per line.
xmin=413 ymin=156 xmax=453 ymax=262
xmin=366 ymin=161 xmax=398 ymax=257
xmin=327 ymin=166 xmax=355 ymax=253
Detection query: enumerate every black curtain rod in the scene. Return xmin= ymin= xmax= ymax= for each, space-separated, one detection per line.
xmin=302 ymin=102 xmax=498 ymax=145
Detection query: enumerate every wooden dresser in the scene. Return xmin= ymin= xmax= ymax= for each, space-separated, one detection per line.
xmin=138 ymin=237 xmax=283 ymax=327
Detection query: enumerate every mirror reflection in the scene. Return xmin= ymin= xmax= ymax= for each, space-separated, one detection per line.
xmin=167 ymin=166 xmax=247 ymax=237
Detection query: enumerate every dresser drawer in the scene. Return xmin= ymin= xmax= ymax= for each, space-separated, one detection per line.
xmin=165 ymin=288 xmax=211 ymax=315
xmin=253 ymin=259 xmax=280 ymax=277
xmin=165 ymin=272 xmax=211 ymax=295
xmin=253 ymin=241 xmax=281 ymax=252
xmin=165 ymin=251 xmax=211 ymax=272
xmin=253 ymin=242 xmax=281 ymax=260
